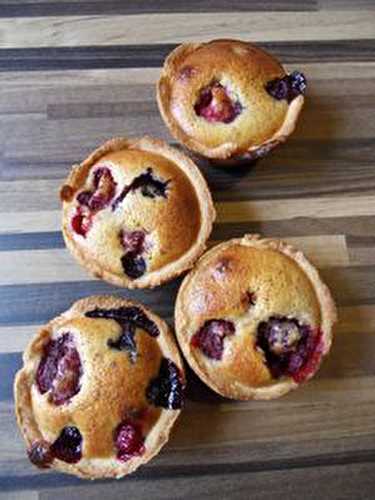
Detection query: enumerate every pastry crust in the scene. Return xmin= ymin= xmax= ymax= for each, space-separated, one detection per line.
xmin=60 ymin=136 xmax=215 ymax=288
xmin=175 ymin=234 xmax=337 ymax=400
xmin=157 ymin=39 xmax=304 ymax=161
xmin=14 ymin=295 xmax=185 ymax=479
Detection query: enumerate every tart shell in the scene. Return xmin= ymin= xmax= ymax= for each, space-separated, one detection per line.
xmin=157 ymin=40 xmax=304 ymax=161
xmin=175 ymin=234 xmax=337 ymax=400
xmin=60 ymin=136 xmax=216 ymax=289
xmin=15 ymin=295 xmax=185 ymax=479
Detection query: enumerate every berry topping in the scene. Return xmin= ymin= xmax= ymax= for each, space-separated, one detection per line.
xmin=121 ymin=252 xmax=146 ymax=279
xmin=191 ymin=319 xmax=235 ymax=360
xmin=195 ymin=82 xmax=242 ymax=124
xmin=50 ymin=426 xmax=82 ymax=464
xmin=108 ymin=321 xmax=137 ymax=363
xmin=71 ymin=207 xmax=92 ymax=237
xmin=121 ymin=230 xmax=146 ymax=254
xmin=36 ymin=333 xmax=82 ymax=405
xmin=146 ymin=358 xmax=185 ymax=409
xmin=265 ymin=71 xmax=307 ymax=103
xmin=86 ymin=306 xmax=159 ymax=362
xmin=112 ymin=168 xmax=170 ymax=210
xmin=89 ymin=167 xmax=116 ymax=210
xmin=256 ymin=317 xmax=323 ymax=382
xmin=119 ymin=229 xmax=148 ymax=279
xmin=27 ymin=440 xmax=53 ymax=469
xmin=114 ymin=420 xmax=145 ymax=462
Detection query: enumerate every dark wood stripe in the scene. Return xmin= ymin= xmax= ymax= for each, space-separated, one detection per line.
xmin=0 ymin=232 xmax=64 ymax=251
xmin=0 ymin=280 xmax=181 ymax=326
xmin=0 ymin=266 xmax=372 ymax=326
xmin=1 ymin=40 xmax=375 ymax=72
xmin=0 ymin=448 xmax=374 ymax=492
xmin=0 ymin=215 xmax=373 ymax=252
xmin=0 ymin=352 xmax=21 ymax=401
xmin=0 ymin=0 xmax=317 ymax=17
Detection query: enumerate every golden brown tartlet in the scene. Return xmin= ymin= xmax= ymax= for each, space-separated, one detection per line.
xmin=14 ymin=295 xmax=185 ymax=479
xmin=157 ymin=39 xmax=306 ymax=162
xmin=175 ymin=235 xmax=337 ymax=400
xmin=60 ymin=136 xmax=215 ymax=288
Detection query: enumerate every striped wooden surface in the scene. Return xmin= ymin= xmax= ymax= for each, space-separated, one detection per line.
xmin=1 ymin=1 xmax=375 ymax=498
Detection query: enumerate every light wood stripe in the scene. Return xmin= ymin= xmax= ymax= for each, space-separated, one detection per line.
xmin=216 ymin=196 xmax=375 ymax=223
xmin=1 ymin=12 xmax=375 ymax=48
xmin=0 ymin=304 xmax=370 ymax=354
xmin=1 ymin=63 xmax=375 ymax=88
xmin=2 ymin=196 xmax=375 ymax=233
xmin=0 ymin=234 xmax=348 ymax=286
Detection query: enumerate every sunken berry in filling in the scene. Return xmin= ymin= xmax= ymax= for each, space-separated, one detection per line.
xmin=191 ymin=319 xmax=235 ymax=360
xmin=71 ymin=207 xmax=92 ymax=238
xmin=72 ymin=166 xmax=116 ymax=237
xmin=146 ymin=358 xmax=185 ymax=410
xmin=27 ymin=427 xmax=83 ymax=468
xmin=50 ymin=426 xmax=82 ymax=464
xmin=36 ymin=333 xmax=82 ymax=405
xmin=256 ymin=316 xmax=323 ymax=382
xmin=119 ymin=229 xmax=148 ymax=280
xmin=265 ymin=71 xmax=307 ymax=103
xmin=194 ymin=81 xmax=242 ymax=124
xmin=85 ymin=306 xmax=159 ymax=363
xmin=114 ymin=420 xmax=145 ymax=462
xmin=27 ymin=440 xmax=54 ymax=469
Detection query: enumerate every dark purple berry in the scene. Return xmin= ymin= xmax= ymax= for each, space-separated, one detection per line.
xmin=256 ymin=316 xmax=320 ymax=381
xmin=86 ymin=306 xmax=159 ymax=363
xmin=112 ymin=168 xmax=170 ymax=210
xmin=121 ymin=252 xmax=146 ymax=279
xmin=50 ymin=426 xmax=82 ymax=464
xmin=146 ymin=358 xmax=185 ymax=410
xmin=266 ymin=71 xmax=307 ymax=103
xmin=36 ymin=333 xmax=82 ymax=405
xmin=289 ymin=71 xmax=307 ymax=96
xmin=108 ymin=322 xmax=137 ymax=363
xmin=76 ymin=190 xmax=92 ymax=206
xmin=266 ymin=77 xmax=289 ymax=100
xmin=191 ymin=319 xmax=235 ymax=360
xmin=28 ymin=440 xmax=53 ymax=469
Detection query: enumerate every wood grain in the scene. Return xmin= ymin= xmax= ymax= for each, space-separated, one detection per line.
xmin=1 ymin=1 xmax=375 ymax=498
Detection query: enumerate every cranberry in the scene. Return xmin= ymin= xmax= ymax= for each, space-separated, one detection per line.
xmin=146 ymin=358 xmax=185 ymax=409
xmin=28 ymin=440 xmax=53 ymax=469
xmin=36 ymin=333 xmax=82 ymax=405
xmin=114 ymin=420 xmax=145 ymax=462
xmin=50 ymin=426 xmax=82 ymax=464
xmin=71 ymin=207 xmax=92 ymax=237
xmin=121 ymin=252 xmax=146 ymax=279
xmin=88 ymin=167 xmax=116 ymax=210
xmin=112 ymin=168 xmax=170 ymax=210
xmin=266 ymin=71 xmax=307 ymax=103
xmin=76 ymin=190 xmax=92 ymax=206
xmin=194 ymin=82 xmax=242 ymax=124
xmin=256 ymin=317 xmax=322 ymax=381
xmin=191 ymin=319 xmax=235 ymax=360
xmin=120 ymin=230 xmax=146 ymax=254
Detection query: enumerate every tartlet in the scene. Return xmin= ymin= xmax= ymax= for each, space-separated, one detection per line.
xmin=14 ymin=295 xmax=185 ymax=479
xmin=60 ymin=136 xmax=215 ymax=288
xmin=175 ymin=235 xmax=337 ymax=400
xmin=157 ymin=39 xmax=306 ymax=162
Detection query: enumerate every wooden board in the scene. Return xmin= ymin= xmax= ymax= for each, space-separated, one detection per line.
xmin=1 ymin=1 xmax=375 ymax=498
